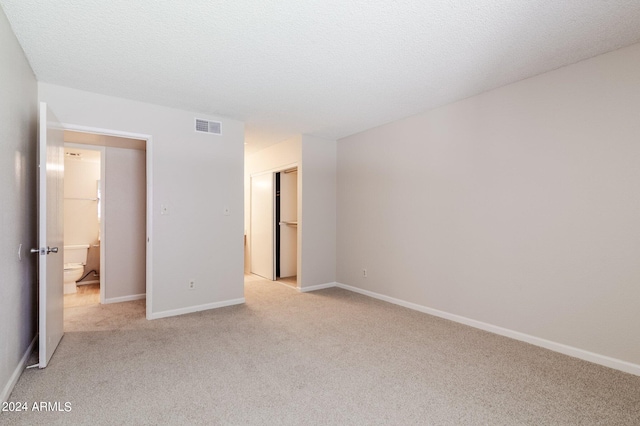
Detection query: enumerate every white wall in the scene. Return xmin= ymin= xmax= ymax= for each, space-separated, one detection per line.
xmin=337 ymin=43 xmax=640 ymax=370
xmin=104 ymin=147 xmax=146 ymax=301
xmin=64 ymin=156 xmax=100 ymax=246
xmin=39 ymin=83 xmax=245 ymax=318
xmin=0 ymin=6 xmax=38 ymax=401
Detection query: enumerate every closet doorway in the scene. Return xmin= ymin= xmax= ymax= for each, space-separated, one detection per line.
xmin=250 ymin=167 xmax=298 ymax=287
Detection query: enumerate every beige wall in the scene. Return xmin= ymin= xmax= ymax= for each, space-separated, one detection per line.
xmin=0 ymin=6 xmax=38 ymax=402
xmin=104 ymin=147 xmax=146 ymax=301
xmin=64 ymin=156 xmax=100 ymax=246
xmin=337 ymin=43 xmax=640 ymax=368
xmin=300 ymin=135 xmax=337 ymax=288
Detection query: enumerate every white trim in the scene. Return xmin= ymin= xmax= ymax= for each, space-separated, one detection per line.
xmin=249 ymin=162 xmax=298 ymax=179
xmin=298 ymin=282 xmax=336 ymax=293
xmin=60 ymin=124 xmax=150 ymax=141
xmin=1 ymin=336 xmax=36 ymax=403
xmin=100 ymin=145 xmax=106 ymax=305
xmin=148 ymin=298 xmax=245 ymax=320
xmin=103 ymin=294 xmax=146 ymax=304
xmin=336 ymin=282 xmax=640 ymax=377
xmin=145 ymin=136 xmax=153 ymax=319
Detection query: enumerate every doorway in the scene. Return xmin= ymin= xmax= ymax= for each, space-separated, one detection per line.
xmin=276 ymin=168 xmax=298 ymax=286
xmin=249 ymin=166 xmax=298 ymax=287
xmin=62 ymin=128 xmax=149 ymax=315
xmin=62 ymin=145 xmax=102 ymax=309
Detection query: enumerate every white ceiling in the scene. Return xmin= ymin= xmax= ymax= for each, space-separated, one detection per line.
xmin=3 ymin=1 xmax=640 ymax=154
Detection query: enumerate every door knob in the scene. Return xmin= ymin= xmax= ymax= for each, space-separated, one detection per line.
xmin=30 ymin=247 xmax=59 ymax=254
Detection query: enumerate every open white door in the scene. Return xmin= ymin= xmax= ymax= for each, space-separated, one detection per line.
xmin=250 ymin=173 xmax=274 ymax=280
xmin=34 ymin=102 xmax=64 ymax=368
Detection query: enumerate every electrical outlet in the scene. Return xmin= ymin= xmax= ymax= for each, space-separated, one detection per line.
xmin=189 ymin=280 xmax=196 ymax=290
xmin=362 ymin=269 xmax=367 ymax=278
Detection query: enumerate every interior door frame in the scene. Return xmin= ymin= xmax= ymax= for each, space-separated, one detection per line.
xmin=61 ymin=123 xmax=154 ymax=319
xmin=278 ymin=167 xmax=298 ymax=280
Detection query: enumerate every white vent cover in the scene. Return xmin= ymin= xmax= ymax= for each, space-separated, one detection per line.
xmin=195 ymin=118 xmax=221 ymax=135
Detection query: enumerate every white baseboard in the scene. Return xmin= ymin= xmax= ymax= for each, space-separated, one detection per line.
xmin=1 ymin=335 xmax=37 ymax=403
xmin=298 ymin=282 xmax=337 ymax=293
xmin=104 ymin=293 xmax=146 ymax=304
xmin=336 ymin=282 xmax=640 ymax=377
xmin=148 ymin=298 xmax=245 ymax=320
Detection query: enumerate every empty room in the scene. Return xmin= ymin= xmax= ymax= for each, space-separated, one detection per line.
xmin=1 ymin=1 xmax=639 ymax=424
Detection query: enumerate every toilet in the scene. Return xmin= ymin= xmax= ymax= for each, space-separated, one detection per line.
xmin=63 ymin=245 xmax=90 ymax=294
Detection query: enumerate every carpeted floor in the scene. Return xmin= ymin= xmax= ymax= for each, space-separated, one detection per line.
xmin=3 ymin=276 xmax=640 ymax=425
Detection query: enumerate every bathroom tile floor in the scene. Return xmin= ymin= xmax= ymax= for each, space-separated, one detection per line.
xmin=64 ymin=283 xmax=100 ymax=308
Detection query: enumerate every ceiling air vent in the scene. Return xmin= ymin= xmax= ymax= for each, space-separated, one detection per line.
xmin=195 ymin=118 xmax=221 ymax=135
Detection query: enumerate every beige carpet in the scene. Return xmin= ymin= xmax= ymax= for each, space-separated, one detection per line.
xmin=3 ymin=277 xmax=640 ymax=425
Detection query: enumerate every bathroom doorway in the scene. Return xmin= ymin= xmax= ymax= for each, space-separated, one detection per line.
xmin=62 ymin=130 xmax=147 ymax=314
xmin=62 ymin=146 xmax=102 ymax=308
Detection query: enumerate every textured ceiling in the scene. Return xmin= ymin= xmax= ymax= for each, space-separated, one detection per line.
xmin=3 ymin=1 xmax=640 ymax=153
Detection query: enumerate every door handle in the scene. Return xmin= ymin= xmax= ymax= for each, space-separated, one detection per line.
xmin=30 ymin=247 xmax=58 ymax=255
